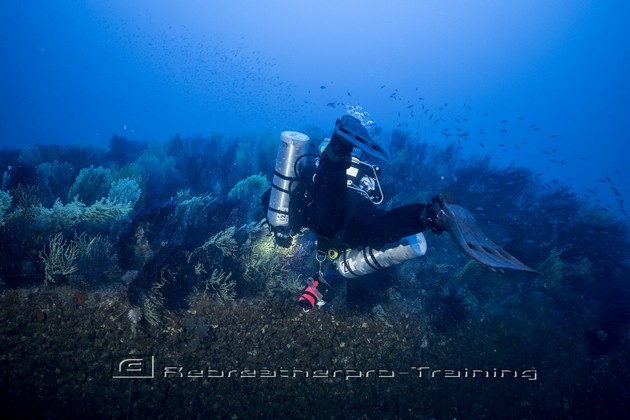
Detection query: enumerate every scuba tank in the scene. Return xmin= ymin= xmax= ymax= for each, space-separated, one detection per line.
xmin=337 ymin=232 xmax=428 ymax=278
xmin=267 ymin=131 xmax=311 ymax=242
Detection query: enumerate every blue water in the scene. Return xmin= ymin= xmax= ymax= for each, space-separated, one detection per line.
xmin=1 ymin=1 xmax=629 ymax=213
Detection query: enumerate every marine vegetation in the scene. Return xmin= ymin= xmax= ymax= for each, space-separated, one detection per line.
xmin=0 ymin=131 xmax=628 ymax=351
xmin=0 ymin=129 xmax=629 ymax=419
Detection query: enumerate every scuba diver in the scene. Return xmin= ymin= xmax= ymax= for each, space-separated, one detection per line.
xmin=262 ymin=115 xmax=535 ymax=311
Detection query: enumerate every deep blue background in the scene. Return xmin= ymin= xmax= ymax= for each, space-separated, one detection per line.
xmin=1 ymin=0 xmax=628 ymax=213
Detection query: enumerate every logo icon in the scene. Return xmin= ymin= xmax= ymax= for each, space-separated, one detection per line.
xmin=112 ymin=356 xmax=155 ymax=379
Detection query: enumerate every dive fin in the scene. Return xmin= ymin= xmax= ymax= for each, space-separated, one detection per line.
xmin=334 ymin=115 xmax=391 ymax=163
xmin=436 ymin=196 xmax=538 ymax=273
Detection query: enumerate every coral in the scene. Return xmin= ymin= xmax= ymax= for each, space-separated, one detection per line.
xmin=174 ymin=194 xmax=220 ymax=233
xmin=396 ymin=257 xmax=453 ymax=288
xmin=108 ymin=135 xmax=147 ymax=166
xmin=34 ymin=199 xmax=85 ymax=231
xmin=200 ymin=268 xmax=236 ymax=304
xmin=142 ymin=294 xmax=162 ymax=327
xmin=184 ymin=225 xmax=238 ymax=303
xmin=39 ymin=233 xmax=84 ymax=284
xmin=227 ymin=173 xmax=270 ymax=222
xmin=263 ymin=271 xmax=304 ymax=297
xmin=83 ymin=198 xmax=134 ymax=223
xmin=536 ymin=247 xmax=567 ymax=289
xmin=166 ymin=134 xmax=228 ymax=195
xmin=202 ymin=226 xmax=238 ymax=258
xmin=10 ymin=184 xmax=41 ymax=210
xmin=535 ymin=247 xmax=593 ymax=291
xmin=0 ymin=190 xmax=11 ymax=221
xmin=141 ymin=265 xmax=173 ymax=327
xmin=32 ymin=193 xmax=135 ymax=235
xmin=0 ymin=187 xmax=42 ymax=286
xmin=36 ymin=160 xmax=76 ymax=206
xmin=68 ymin=165 xmax=112 ymax=205
xmin=3 ymin=163 xmax=39 ymax=190
xmin=454 ymin=260 xmax=485 ymax=281
xmin=39 ymin=231 xmax=117 ymax=285
xmin=18 ymin=144 xmax=105 ymax=173
xmin=240 ymin=230 xmax=308 ymax=297
xmin=107 ymin=178 xmax=142 ymax=208
xmin=136 ymin=149 xmax=184 ymax=204
xmin=75 ymin=234 xmax=119 ymax=284
xmin=228 ymin=135 xmax=268 ymax=190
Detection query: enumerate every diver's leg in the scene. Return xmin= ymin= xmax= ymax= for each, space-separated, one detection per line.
xmin=309 ymin=137 xmax=353 ymax=238
xmin=341 ymin=201 xmax=427 ymax=249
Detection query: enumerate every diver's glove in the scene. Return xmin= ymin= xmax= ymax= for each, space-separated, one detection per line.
xmin=421 ymin=195 xmax=448 ymax=234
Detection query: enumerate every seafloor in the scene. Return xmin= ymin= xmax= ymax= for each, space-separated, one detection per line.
xmin=1 ymin=284 xmax=627 ymax=419
xmin=1 ymin=130 xmax=629 ymax=418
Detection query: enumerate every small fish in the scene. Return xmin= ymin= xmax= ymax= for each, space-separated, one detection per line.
xmin=320 ymin=85 xmax=327 ymax=89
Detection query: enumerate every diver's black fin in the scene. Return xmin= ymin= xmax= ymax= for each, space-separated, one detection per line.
xmin=436 ymin=195 xmax=538 ymax=273
xmin=334 ymin=115 xmax=390 ymax=163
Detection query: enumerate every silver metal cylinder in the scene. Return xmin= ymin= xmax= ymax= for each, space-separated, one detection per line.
xmin=266 ymin=131 xmax=310 ymax=229
xmin=337 ymin=232 xmax=428 ymax=278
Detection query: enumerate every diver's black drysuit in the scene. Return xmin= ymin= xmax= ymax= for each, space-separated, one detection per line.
xmin=306 ymin=149 xmax=439 ymax=252
xmin=261 ymin=115 xmax=444 ymax=253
